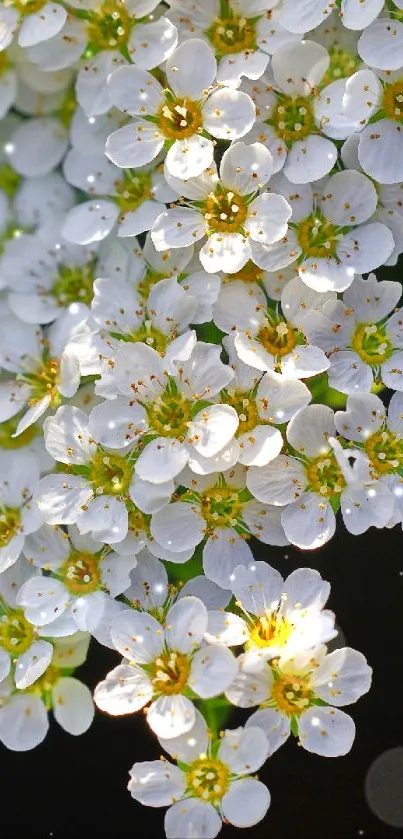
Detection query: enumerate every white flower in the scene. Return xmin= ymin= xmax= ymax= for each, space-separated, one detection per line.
xmin=4 ymin=214 xmax=97 ymax=324
xmin=253 ymin=170 xmax=394 ymax=292
xmin=4 ymin=115 xmax=68 ymax=178
xmin=150 ymin=467 xmax=289 ymax=589
xmin=151 ymin=141 xmax=292 ymax=274
xmin=0 ymin=558 xmax=53 ymax=689
xmin=128 ymin=721 xmax=271 ymax=837
xmin=244 ymin=40 xmax=341 ymax=183
xmin=0 ymin=2 xmax=67 ymax=54
xmin=304 ymin=274 xmax=403 ymax=393
xmin=214 ymin=276 xmax=330 ymax=379
xmin=206 ymin=562 xmax=336 ymax=668
xmin=334 ymin=391 xmax=403 ymax=525
xmin=341 ymin=65 xmax=403 ymax=183
xmin=35 ymin=404 xmax=147 ymax=545
xmin=106 ymin=40 xmax=256 ymax=179
xmin=0 ymin=450 xmax=42 ymax=573
xmin=0 ymin=631 xmax=94 ymax=751
xmin=228 ymin=644 xmax=372 ymax=757
xmin=91 ymin=275 xmax=198 ymax=396
xmin=17 ymin=524 xmax=135 ymax=634
xmin=95 ymin=596 xmax=237 ymax=738
xmin=167 ymin=0 xmax=292 ymax=87
xmin=248 ymin=403 xmax=394 ymax=547
xmin=0 ymin=309 xmax=84 ymax=435
xmin=103 ymin=340 xmax=238 ymax=481
xmin=62 ymin=152 xmax=177 ymax=244
xmin=280 ymin=0 xmax=385 ymax=33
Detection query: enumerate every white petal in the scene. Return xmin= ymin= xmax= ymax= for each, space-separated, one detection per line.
xmin=222 ymin=778 xmax=270 ymax=828
xmin=76 ymin=496 xmax=128 ymax=544
xmin=165 ymin=39 xmax=216 ymax=99
xmin=238 ymin=425 xmax=283 ymax=467
xmin=203 ymin=529 xmax=253 ymax=589
xmin=312 ymin=648 xmax=372 ymax=706
xmin=220 ymin=141 xmax=273 ymax=194
xmin=95 ymin=662 xmax=151 ymax=713
xmin=286 ymin=404 xmax=334 ymax=457
xmin=245 ymin=193 xmax=291 ymax=245
xmin=282 ymin=493 xmax=336 ymax=550
xmin=247 ymin=455 xmax=306 ymax=505
xmin=189 ymin=645 xmax=238 ymax=698
xmin=165 ymin=135 xmax=214 ymax=180
xmin=35 ymin=474 xmax=93 ymax=525
xmin=225 ymin=655 xmax=272 ymax=708
xmin=52 ymin=677 xmax=94 ymax=734
xmin=158 ymin=708 xmax=209 ymax=764
xmin=111 ymin=610 xmax=164 ymax=662
xmin=203 ymin=88 xmax=255 ymax=140
xmin=246 ymin=707 xmax=290 ymax=754
xmin=230 ymin=560 xmax=283 ymax=616
xmin=358 ymin=19 xmax=403 ymax=70
xmin=18 ymin=2 xmax=66 ymax=47
xmin=205 ymin=611 xmax=249 ymax=647
xmin=298 ymin=706 xmax=355 ymax=756
xmin=152 ymin=208 xmax=206 ymax=251
xmin=14 ymin=640 xmax=53 ymax=689
xmin=107 ymin=64 xmax=163 ymax=115
xmin=165 ymin=596 xmax=208 ymax=653
xmin=0 ymin=694 xmax=48 ymax=751
xmin=128 ymin=761 xmax=186 ymax=807
xmin=106 ymin=121 xmax=164 ymax=168
xmin=62 ymin=200 xmax=119 ymax=245
xmin=165 ymin=800 xmax=221 ymax=839
xmin=358 ymin=120 xmax=403 ymax=185
xmin=218 ymin=726 xmax=269 ymax=774
xmin=44 ymin=405 xmax=95 ymax=464
xmin=147 ymin=694 xmax=195 ymax=739
xmin=341 ymin=482 xmax=394 ymax=535
xmin=128 ymin=17 xmax=178 ymax=70
xmin=327 ymin=351 xmax=373 ymax=395
xmin=136 ymin=438 xmax=189 ymax=484
xmin=285 ymin=136 xmax=337 ymax=184
xmin=151 ymin=502 xmax=204 ymax=553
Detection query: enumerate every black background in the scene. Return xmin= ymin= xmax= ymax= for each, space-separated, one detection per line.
xmin=2 ymin=522 xmax=403 ymax=839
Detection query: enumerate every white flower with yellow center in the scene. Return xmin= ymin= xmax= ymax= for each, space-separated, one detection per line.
xmin=0 ymin=450 xmax=43 ymax=574
xmin=252 ymin=170 xmax=394 ymax=292
xmin=99 ymin=340 xmax=238 ymax=481
xmin=248 ymin=403 xmax=394 ymax=548
xmin=0 ymin=631 xmax=94 ymax=751
xmin=94 ymin=596 xmax=238 ymax=739
xmin=62 ymin=149 xmax=178 ymax=244
xmin=16 ymin=523 xmax=135 ymax=635
xmin=91 ymin=275 xmax=198 ymax=397
xmin=166 ymin=0 xmax=295 ymax=87
xmin=205 ymin=562 xmax=336 ymax=668
xmin=151 ymin=141 xmax=292 ymax=274
xmin=304 ymin=274 xmax=403 ymax=393
xmin=0 ymin=0 xmax=67 ymax=55
xmin=243 ymin=40 xmax=342 ymax=183
xmin=106 ymin=39 xmax=256 ymax=179
xmin=341 ymin=62 xmax=403 ymax=183
xmin=0 ymin=308 xmax=85 ymax=436
xmin=128 ymin=721 xmax=271 ymax=836
xmin=227 ymin=644 xmax=372 ymax=757
xmin=334 ymin=391 xmax=403 ymax=526
xmin=35 ymin=404 xmax=156 ymax=545
xmin=150 ymin=467 xmax=289 ymax=589
xmin=0 ymin=557 xmax=53 ymax=689
xmin=3 ymin=213 xmax=97 ymax=324
xmin=214 ymin=276 xmax=330 ymax=379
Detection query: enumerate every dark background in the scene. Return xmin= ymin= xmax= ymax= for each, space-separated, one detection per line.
xmin=2 ymin=522 xmax=403 ymax=839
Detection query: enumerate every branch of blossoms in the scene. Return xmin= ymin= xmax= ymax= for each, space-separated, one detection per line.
xmin=0 ymin=1 xmax=401 ymax=836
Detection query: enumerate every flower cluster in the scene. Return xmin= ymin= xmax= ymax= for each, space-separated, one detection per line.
xmin=0 ymin=0 xmax=401 ymax=835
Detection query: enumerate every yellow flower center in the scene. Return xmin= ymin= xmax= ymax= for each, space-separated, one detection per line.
xmin=6 ymin=0 xmax=46 ymax=15
xmin=305 ymin=454 xmax=345 ymax=497
xmin=223 ymin=390 xmax=259 ymax=434
xmin=149 ymin=650 xmax=190 ymax=695
xmin=382 ymin=79 xmax=403 ymax=123
xmin=249 ymin=613 xmax=292 ymax=650
xmin=137 ymin=270 xmax=168 ymax=301
xmin=0 ymin=507 xmax=21 ymax=548
xmin=89 ymin=451 xmax=132 ymax=496
xmin=223 ymin=260 xmax=264 ymax=284
xmin=365 ymin=429 xmax=403 ymax=475
xmin=148 ymin=389 xmax=193 ymax=441
xmin=0 ymin=608 xmax=34 ymax=655
xmin=23 ymin=355 xmax=60 ymax=409
xmin=200 ymin=485 xmax=243 ymax=529
xmin=257 ymin=320 xmax=297 ymax=358
xmin=158 ymin=98 xmax=203 ymax=140
xmin=86 ymin=0 xmax=131 ymax=50
xmin=51 ymin=263 xmax=95 ymax=307
xmin=351 ymin=322 xmax=393 ymax=365
xmin=297 ymin=213 xmax=339 ymax=259
xmin=208 ymin=14 xmax=256 ymax=54
xmin=59 ymin=550 xmax=101 ymax=596
xmin=271 ymin=95 xmax=314 ymax=146
xmin=203 ymin=187 xmax=248 ymax=234
xmin=186 ymin=758 xmax=230 ymax=803
xmin=321 ymin=46 xmax=360 ymax=88
xmin=271 ymin=672 xmax=314 ymax=716
xmin=115 ymin=171 xmax=153 ymax=214
xmin=26 ymin=664 xmax=61 ymax=708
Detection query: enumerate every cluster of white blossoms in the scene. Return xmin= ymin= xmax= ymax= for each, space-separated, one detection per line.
xmin=0 ymin=0 xmax=402 ymax=835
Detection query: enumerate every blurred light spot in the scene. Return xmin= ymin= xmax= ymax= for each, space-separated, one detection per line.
xmin=365 ymin=748 xmax=403 ymax=827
